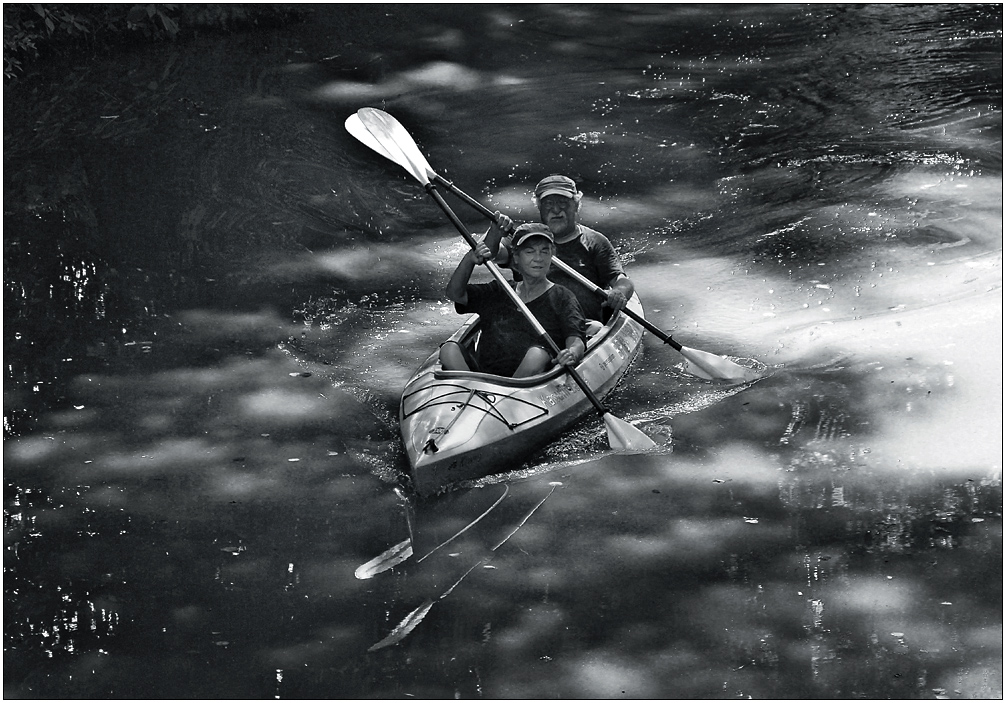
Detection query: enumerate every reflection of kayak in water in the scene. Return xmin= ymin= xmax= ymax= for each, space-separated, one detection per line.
xmin=399 ymin=294 xmax=647 ymax=496
xmin=356 ymin=479 xmax=562 ymax=652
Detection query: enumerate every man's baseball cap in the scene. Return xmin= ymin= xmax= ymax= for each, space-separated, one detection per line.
xmin=512 ymin=222 xmax=555 ymax=248
xmin=534 ymin=174 xmax=579 ymax=200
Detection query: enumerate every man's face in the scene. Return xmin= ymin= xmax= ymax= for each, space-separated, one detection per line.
xmin=537 ymin=195 xmax=578 ymax=238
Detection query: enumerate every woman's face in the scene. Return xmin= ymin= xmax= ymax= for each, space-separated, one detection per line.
xmin=513 ymin=239 xmax=554 ymax=282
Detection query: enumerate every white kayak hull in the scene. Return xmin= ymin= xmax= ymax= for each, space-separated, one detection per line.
xmin=399 ymin=295 xmax=646 ymax=495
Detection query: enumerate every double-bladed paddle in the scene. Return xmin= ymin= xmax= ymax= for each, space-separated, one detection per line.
xmin=347 ymin=108 xmax=655 ymax=451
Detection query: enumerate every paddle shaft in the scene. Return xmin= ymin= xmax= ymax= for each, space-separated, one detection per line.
xmin=424 ymin=183 xmax=610 ymax=416
xmin=430 ymin=175 xmax=686 ymax=352
xmin=547 ymin=259 xmax=683 ymax=352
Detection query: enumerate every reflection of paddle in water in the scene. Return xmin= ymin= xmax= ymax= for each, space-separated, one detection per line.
xmin=366 ymin=482 xmax=560 ymax=652
xmin=416 ymin=485 xmax=509 ymax=564
xmin=354 ymin=539 xmax=413 ymax=580
xmin=354 ymin=485 xmax=510 ymax=579
xmin=366 ymin=599 xmax=435 ymax=653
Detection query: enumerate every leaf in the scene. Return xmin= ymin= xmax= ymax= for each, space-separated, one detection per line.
xmin=367 ymin=600 xmax=434 ymax=652
xmin=158 ymin=13 xmax=179 ymax=37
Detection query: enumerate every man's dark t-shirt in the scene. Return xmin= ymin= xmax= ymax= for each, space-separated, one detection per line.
xmin=456 ymin=280 xmax=586 ymax=377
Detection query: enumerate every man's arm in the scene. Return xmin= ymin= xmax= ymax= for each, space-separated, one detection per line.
xmin=605 ymin=273 xmax=635 ymax=313
xmin=584 ymin=228 xmax=633 ymax=313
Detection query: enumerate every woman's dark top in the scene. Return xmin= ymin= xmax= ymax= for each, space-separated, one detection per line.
xmin=456 ymin=280 xmax=586 ymax=377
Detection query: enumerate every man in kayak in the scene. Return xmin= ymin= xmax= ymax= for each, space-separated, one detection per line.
xmin=439 ymin=223 xmax=586 ymax=378
xmin=486 ymin=174 xmax=636 ymax=327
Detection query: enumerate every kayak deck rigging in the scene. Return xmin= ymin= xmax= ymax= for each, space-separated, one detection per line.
xmin=402 ymin=382 xmax=550 ymax=454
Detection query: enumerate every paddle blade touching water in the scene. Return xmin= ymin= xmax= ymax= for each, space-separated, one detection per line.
xmin=675 ymin=345 xmax=761 ymax=383
xmin=603 ymin=412 xmax=657 ymax=450
xmin=604 ymin=413 xmax=656 ymax=450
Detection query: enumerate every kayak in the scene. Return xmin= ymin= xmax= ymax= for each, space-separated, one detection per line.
xmin=400 ymin=294 xmax=647 ymax=495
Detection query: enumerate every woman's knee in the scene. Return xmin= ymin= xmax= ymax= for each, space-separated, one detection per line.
xmin=514 ymin=346 xmax=551 ymax=377
xmin=439 ymin=341 xmax=469 ymax=371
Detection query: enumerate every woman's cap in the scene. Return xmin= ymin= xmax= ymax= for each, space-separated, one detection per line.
xmin=512 ymin=222 xmax=554 ymax=248
xmin=534 ymin=174 xmax=579 ymax=200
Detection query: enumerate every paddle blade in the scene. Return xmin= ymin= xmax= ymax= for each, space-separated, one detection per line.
xmin=347 ymin=108 xmax=430 ymax=184
xmin=345 ymin=112 xmax=394 ymax=161
xmin=603 ymin=413 xmax=657 ymax=451
xmin=357 ymin=108 xmax=436 ymax=184
xmin=678 ymin=346 xmax=760 ymax=382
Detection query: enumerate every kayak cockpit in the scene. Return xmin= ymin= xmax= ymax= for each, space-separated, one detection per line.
xmin=425 ymin=312 xmax=615 ymax=387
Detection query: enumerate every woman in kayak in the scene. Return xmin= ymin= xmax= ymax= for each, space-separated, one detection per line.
xmin=439 ymin=221 xmax=586 ymax=378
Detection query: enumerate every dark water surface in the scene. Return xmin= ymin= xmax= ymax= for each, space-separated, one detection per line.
xmin=4 ymin=5 xmax=1002 ymax=699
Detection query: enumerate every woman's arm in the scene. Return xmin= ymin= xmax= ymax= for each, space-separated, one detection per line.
xmin=482 ymin=211 xmax=513 ymax=265
xmin=445 ymin=241 xmax=492 ymax=305
xmin=554 ymin=336 xmax=586 ymax=367
xmin=552 ymin=286 xmax=587 ymax=367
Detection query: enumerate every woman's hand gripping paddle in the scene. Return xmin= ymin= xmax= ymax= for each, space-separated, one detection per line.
xmin=346 ymin=108 xmax=655 ymax=451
